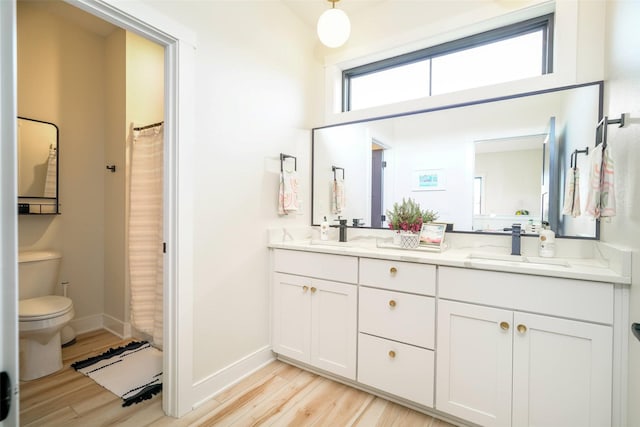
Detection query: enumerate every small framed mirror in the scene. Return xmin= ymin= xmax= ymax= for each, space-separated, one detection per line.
xmin=17 ymin=117 xmax=59 ymax=214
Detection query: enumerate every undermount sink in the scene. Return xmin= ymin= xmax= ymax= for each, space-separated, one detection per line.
xmin=467 ymin=252 xmax=570 ymax=268
xmin=468 ymin=252 xmax=525 ymax=262
xmin=309 ymin=239 xmax=353 ymax=248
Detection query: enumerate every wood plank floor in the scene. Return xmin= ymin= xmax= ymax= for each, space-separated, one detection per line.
xmin=20 ymin=330 xmax=456 ymax=426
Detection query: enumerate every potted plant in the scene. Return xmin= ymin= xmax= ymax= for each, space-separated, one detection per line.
xmin=386 ymin=198 xmax=439 ymax=248
xmin=386 ymin=197 xmax=424 ymax=233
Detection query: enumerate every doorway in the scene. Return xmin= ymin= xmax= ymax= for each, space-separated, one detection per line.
xmin=371 ymin=139 xmax=386 ymax=228
xmin=3 ymin=0 xmax=196 ymax=418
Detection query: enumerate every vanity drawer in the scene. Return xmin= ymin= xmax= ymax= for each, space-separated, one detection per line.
xmin=358 ymin=333 xmax=434 ymax=408
xmin=273 ymin=249 xmax=358 ymax=283
xmin=359 ymin=258 xmax=436 ymax=295
xmin=359 ymin=287 xmax=435 ymax=349
xmin=439 ymin=267 xmax=614 ymax=324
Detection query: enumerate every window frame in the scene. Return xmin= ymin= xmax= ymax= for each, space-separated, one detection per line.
xmin=342 ymin=13 xmax=554 ymax=112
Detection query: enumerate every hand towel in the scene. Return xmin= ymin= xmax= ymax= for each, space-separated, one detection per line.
xmin=278 ymin=169 xmax=299 ymax=215
xmin=331 ymin=178 xmax=345 ymax=214
xmin=561 ymin=167 xmax=581 ymax=217
xmin=43 ymin=147 xmax=57 ymax=198
xmin=585 ymin=144 xmax=616 ymax=218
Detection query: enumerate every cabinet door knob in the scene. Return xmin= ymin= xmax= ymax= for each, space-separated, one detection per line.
xmin=389 ymin=267 xmax=397 ymax=274
xmin=310 ymin=287 xmax=317 ymax=293
xmin=500 ymin=321 xmax=510 ymax=331
xmin=517 ymin=324 xmax=527 ymax=334
xmin=388 ymin=350 xmax=396 ymax=358
xmin=303 ymin=286 xmax=309 ymax=292
xmin=388 ymin=300 xmax=396 ymax=308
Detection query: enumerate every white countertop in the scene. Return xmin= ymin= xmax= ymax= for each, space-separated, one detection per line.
xmin=268 ymin=237 xmax=631 ymax=284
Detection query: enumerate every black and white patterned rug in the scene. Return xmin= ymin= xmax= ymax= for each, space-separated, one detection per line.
xmin=71 ymin=341 xmax=162 ymax=407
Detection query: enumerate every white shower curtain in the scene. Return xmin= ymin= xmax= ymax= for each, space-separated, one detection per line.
xmin=128 ymin=123 xmax=164 ymax=347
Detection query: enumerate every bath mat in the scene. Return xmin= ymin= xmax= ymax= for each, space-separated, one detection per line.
xmin=71 ymin=341 xmax=162 ymax=406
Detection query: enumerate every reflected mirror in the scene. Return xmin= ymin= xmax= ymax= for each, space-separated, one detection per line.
xmin=18 ymin=117 xmax=59 ymax=214
xmin=312 ymin=82 xmax=602 ymax=238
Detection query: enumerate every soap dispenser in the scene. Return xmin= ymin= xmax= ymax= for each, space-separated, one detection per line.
xmin=539 ymin=222 xmax=556 ymax=258
xmin=320 ymin=216 xmax=329 ymax=241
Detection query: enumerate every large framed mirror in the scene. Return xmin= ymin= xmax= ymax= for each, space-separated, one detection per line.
xmin=18 ymin=117 xmax=59 ymax=214
xmin=312 ymin=81 xmax=602 ymax=239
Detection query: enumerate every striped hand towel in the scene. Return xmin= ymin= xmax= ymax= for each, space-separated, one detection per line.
xmin=562 ymin=167 xmax=581 ymax=217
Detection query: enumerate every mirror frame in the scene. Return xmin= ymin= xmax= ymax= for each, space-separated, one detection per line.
xmin=311 ymin=81 xmax=603 ymax=239
xmin=17 ymin=116 xmax=60 ymax=215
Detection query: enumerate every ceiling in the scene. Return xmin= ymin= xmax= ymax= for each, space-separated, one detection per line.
xmin=282 ymin=0 xmax=386 ymax=30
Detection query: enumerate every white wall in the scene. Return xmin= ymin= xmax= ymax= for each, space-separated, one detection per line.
xmin=17 ymin=1 xmax=106 ymax=327
xmin=602 ymin=1 xmax=640 ymax=426
xmin=476 ymin=148 xmax=543 ymax=217
xmin=313 ymin=124 xmax=371 ymax=225
xmin=104 ymin=28 xmax=127 ymax=329
xmin=137 ymin=1 xmax=321 ymax=385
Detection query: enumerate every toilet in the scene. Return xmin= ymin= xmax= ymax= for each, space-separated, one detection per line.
xmin=18 ymin=250 xmax=74 ymax=381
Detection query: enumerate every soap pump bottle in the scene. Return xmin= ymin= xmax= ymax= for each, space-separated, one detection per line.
xmin=539 ymin=222 xmax=556 ymax=258
xmin=320 ymin=216 xmax=329 ymax=241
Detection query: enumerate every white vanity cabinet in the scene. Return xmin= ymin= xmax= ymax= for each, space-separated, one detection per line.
xmin=436 ymin=267 xmax=614 ymax=427
xmin=357 ymin=258 xmax=437 ymax=407
xmin=272 ymin=250 xmax=358 ymax=380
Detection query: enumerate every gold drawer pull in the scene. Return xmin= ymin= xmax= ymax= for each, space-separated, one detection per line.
xmin=310 ymin=287 xmax=317 ymax=293
xmin=389 ymin=267 xmax=397 ymax=275
xmin=303 ymin=286 xmax=309 ymax=292
xmin=500 ymin=321 xmax=510 ymax=331
xmin=388 ymin=350 xmax=396 ymax=358
xmin=517 ymin=324 xmax=527 ymax=334
xmin=388 ymin=300 xmax=396 ymax=308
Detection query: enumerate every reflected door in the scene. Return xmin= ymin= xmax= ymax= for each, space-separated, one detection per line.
xmin=371 ymin=142 xmax=385 ymax=228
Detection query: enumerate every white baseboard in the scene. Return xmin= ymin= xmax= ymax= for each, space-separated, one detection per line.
xmin=70 ymin=314 xmax=103 ymax=335
xmin=191 ymin=346 xmax=275 ymax=408
xmin=102 ymin=314 xmax=131 ymax=339
xmin=68 ymin=313 xmax=131 ymax=339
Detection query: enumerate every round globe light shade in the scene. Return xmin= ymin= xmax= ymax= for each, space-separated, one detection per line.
xmin=317 ymin=8 xmax=351 ymax=48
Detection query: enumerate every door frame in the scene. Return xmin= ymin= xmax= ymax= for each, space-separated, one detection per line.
xmin=3 ymin=0 xmax=198 ymax=418
xmin=1 ymin=1 xmax=19 ymax=424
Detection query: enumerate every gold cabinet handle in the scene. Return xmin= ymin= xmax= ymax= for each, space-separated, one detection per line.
xmin=388 ymin=300 xmax=396 ymax=308
xmin=388 ymin=350 xmax=396 ymax=358
xmin=310 ymin=287 xmax=317 ymax=293
xmin=303 ymin=286 xmax=309 ymax=292
xmin=517 ymin=324 xmax=527 ymax=334
xmin=500 ymin=321 xmax=510 ymax=331
xmin=389 ymin=267 xmax=397 ymax=275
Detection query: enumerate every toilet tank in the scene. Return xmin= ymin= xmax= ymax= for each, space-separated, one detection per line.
xmin=18 ymin=250 xmax=62 ymax=300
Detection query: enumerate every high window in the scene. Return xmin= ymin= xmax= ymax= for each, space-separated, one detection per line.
xmin=343 ymin=14 xmax=554 ymax=112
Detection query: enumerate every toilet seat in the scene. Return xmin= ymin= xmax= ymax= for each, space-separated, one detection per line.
xmin=19 ymin=295 xmax=73 ymax=321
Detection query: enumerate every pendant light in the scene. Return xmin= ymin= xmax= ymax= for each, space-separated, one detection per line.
xmin=317 ymin=0 xmax=351 ymax=48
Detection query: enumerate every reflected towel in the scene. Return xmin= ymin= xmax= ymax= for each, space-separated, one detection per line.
xmin=43 ymin=147 xmax=57 ymax=198
xmin=562 ymin=167 xmax=581 ymax=217
xmin=278 ymin=170 xmax=299 ymax=215
xmin=331 ymin=178 xmax=345 ymax=214
xmin=585 ymin=144 xmax=616 ymax=218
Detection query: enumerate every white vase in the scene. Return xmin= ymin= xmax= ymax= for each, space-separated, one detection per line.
xmin=400 ymin=232 xmax=420 ymax=249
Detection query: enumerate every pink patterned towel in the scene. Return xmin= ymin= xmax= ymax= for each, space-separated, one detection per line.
xmin=278 ymin=170 xmax=299 ymax=215
xmin=562 ymin=167 xmax=581 ymax=217
xmin=331 ymin=178 xmax=345 ymax=214
xmin=585 ymin=144 xmax=616 ymax=218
